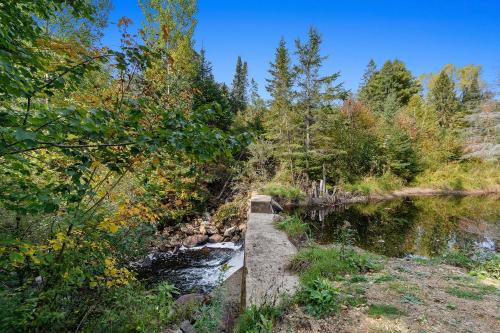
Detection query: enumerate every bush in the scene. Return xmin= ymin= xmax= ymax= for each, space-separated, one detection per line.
xmin=211 ymin=195 xmax=247 ymax=226
xmin=297 ymin=278 xmax=341 ymax=318
xmin=344 ymin=172 xmax=404 ymax=195
xmin=259 ymin=183 xmax=305 ymax=201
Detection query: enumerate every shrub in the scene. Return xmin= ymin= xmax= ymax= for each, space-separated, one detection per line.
xmin=259 ymin=183 xmax=305 ymax=201
xmin=297 ymin=278 xmax=341 ymax=318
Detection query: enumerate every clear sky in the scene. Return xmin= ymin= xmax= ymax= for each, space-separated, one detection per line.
xmin=102 ymin=0 xmax=500 ymax=98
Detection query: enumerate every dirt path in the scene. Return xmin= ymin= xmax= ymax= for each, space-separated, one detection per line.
xmin=276 ymin=258 xmax=500 ymax=333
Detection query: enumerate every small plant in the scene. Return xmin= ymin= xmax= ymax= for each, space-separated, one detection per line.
xmin=298 ymin=278 xmax=341 ymax=318
xmin=446 ymin=287 xmax=483 ymax=301
xmin=470 ymin=254 xmax=500 ymax=280
xmin=277 ymin=215 xmax=309 ymax=239
xmin=337 ymin=220 xmax=357 ymax=259
xmin=193 ymin=265 xmax=229 ymax=333
xmin=368 ymin=304 xmax=405 ymax=318
xmin=233 ymin=304 xmax=283 ymax=333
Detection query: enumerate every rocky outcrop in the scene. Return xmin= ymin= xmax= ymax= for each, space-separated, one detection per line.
xmin=154 ymin=214 xmax=246 ymax=250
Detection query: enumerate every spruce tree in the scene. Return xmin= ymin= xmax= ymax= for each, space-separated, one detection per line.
xmin=266 ymin=38 xmax=296 ymax=181
xmin=294 ymin=27 xmax=345 ymax=177
xmin=359 ymin=60 xmax=420 ymax=116
xmin=360 ymin=59 xmax=377 ymax=89
xmin=230 ymin=56 xmax=249 ymax=113
xmin=429 ymin=70 xmax=460 ymax=126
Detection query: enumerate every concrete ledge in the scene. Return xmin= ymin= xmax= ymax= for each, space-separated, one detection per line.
xmin=249 ymin=194 xmax=274 ymax=214
xmin=244 ymin=212 xmax=299 ymax=307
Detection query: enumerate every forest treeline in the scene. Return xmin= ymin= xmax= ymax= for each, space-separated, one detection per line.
xmin=0 ymin=0 xmax=498 ymax=332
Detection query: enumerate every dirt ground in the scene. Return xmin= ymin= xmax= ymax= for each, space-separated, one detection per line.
xmin=275 ymin=258 xmax=500 ymax=333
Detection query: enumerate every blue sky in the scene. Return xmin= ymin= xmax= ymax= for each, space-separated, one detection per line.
xmin=102 ymin=0 xmax=500 ymax=98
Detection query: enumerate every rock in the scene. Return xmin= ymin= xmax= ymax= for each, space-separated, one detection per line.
xmin=238 ymin=223 xmax=246 ymax=232
xmin=199 ymin=224 xmax=206 ymax=235
xmin=231 ymin=234 xmax=240 ymax=243
xmin=202 ymin=212 xmax=211 ymax=221
xmin=175 ymin=293 xmax=206 ymax=309
xmin=205 ymin=225 xmax=218 ymax=235
xmin=180 ymin=224 xmax=196 ymax=236
xmin=183 ymin=235 xmax=208 ymax=247
xmin=179 ymin=320 xmax=197 ymax=333
xmin=223 ymin=226 xmax=236 ymax=237
xmin=208 ymin=234 xmax=224 ymax=243
xmin=163 ymin=327 xmax=182 ymax=333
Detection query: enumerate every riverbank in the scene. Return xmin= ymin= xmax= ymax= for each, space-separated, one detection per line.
xmin=274 ymin=249 xmax=500 ymax=333
xmin=297 ymin=186 xmax=500 ymax=207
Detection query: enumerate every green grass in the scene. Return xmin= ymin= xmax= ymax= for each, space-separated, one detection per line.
xmin=276 ymin=215 xmax=309 ymax=239
xmin=344 ymin=172 xmax=404 ymax=195
xmin=290 ymin=245 xmax=383 ymax=286
xmin=374 ymin=274 xmax=396 ymax=283
xmin=446 ymin=287 xmax=484 ymax=300
xmin=367 ymin=304 xmax=405 ymax=318
xmin=260 ymin=182 xmax=305 ymax=201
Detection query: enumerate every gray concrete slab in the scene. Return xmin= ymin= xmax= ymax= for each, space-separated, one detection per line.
xmin=244 ymin=212 xmax=299 ymax=307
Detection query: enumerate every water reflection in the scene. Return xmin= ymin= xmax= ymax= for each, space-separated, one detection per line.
xmin=295 ymin=196 xmax=500 ymax=258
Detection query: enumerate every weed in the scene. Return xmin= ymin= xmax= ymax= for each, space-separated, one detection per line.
xmin=277 ymin=215 xmax=309 ymax=239
xmin=233 ymin=304 xmax=283 ymax=333
xmin=446 ymin=287 xmax=483 ymax=300
xmin=374 ymin=274 xmax=396 ymax=283
xmin=470 ymin=254 xmax=500 ymax=280
xmin=350 ymin=275 xmax=368 ymax=283
xmin=401 ymin=294 xmax=423 ymax=305
xmin=446 ymin=303 xmax=456 ymax=310
xmin=368 ymin=304 xmax=405 ymax=318
xmin=298 ymin=278 xmax=341 ymax=318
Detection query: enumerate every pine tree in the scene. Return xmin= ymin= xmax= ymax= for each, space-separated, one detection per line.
xmin=266 ymin=38 xmax=296 ymax=181
xmin=294 ymin=27 xmax=345 ymax=176
xmin=359 ymin=60 xmax=420 ymax=116
xmin=360 ymin=59 xmax=377 ymax=89
xmin=230 ymin=56 xmax=249 ymax=113
xmin=429 ymin=70 xmax=460 ymax=126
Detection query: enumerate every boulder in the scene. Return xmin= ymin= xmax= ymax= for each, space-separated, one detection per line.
xmin=238 ymin=223 xmax=246 ymax=232
xmin=208 ymin=234 xmax=224 ymax=243
xmin=205 ymin=225 xmax=218 ymax=235
xmin=175 ymin=293 xmax=206 ymax=308
xmin=223 ymin=226 xmax=237 ymax=237
xmin=231 ymin=234 xmax=240 ymax=243
xmin=179 ymin=320 xmax=197 ymax=333
xmin=183 ymin=235 xmax=208 ymax=248
xmin=180 ymin=224 xmax=196 ymax=236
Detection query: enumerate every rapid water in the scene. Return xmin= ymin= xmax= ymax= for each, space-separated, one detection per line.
xmin=133 ymin=242 xmax=244 ymax=294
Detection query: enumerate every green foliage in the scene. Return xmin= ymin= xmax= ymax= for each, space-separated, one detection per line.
xmin=291 ymin=245 xmax=383 ymax=286
xmin=429 ymin=70 xmax=461 ymax=126
xmin=414 ymin=160 xmax=500 ymax=190
xmin=230 ymin=56 xmax=249 ymax=114
xmin=345 ymin=172 xmax=404 ymax=194
xmin=367 ymin=304 xmax=405 ymax=318
xmin=277 ymin=215 xmax=309 ymax=239
xmin=234 ymin=304 xmax=283 ymax=333
xmin=298 ymin=278 xmax=341 ymax=318
xmin=470 ymin=254 xmax=500 ymax=280
xmin=359 ymin=59 xmax=420 ymax=116
xmin=260 ymin=182 xmax=305 ymax=201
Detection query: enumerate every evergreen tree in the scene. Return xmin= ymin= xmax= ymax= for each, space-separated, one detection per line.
xmin=359 ymin=59 xmax=377 ymax=91
xmin=459 ymin=67 xmax=482 ymax=110
xmin=230 ymin=56 xmax=249 ymax=113
xmin=265 ymin=38 xmax=297 ymax=181
xmin=429 ymin=70 xmax=460 ymax=126
xmin=294 ymin=27 xmax=345 ymax=176
xmin=359 ymin=59 xmax=420 ymax=116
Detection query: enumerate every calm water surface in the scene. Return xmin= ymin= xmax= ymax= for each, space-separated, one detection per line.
xmin=294 ymin=196 xmax=500 ymax=258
